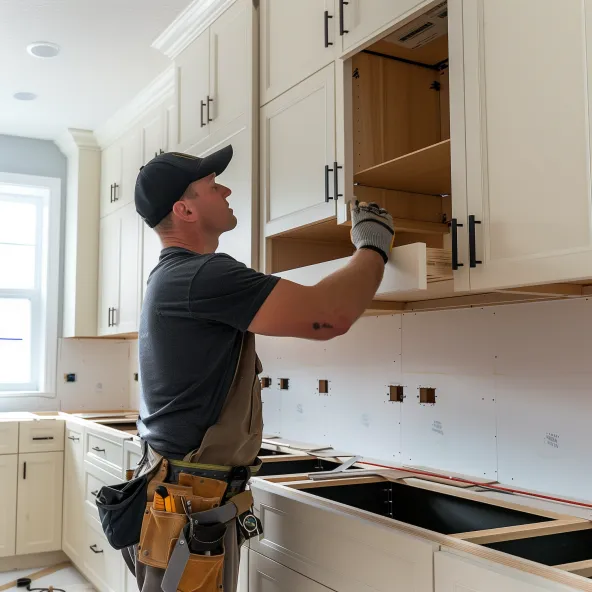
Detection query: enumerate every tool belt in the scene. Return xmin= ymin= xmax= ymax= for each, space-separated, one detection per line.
xmin=96 ymin=444 xmax=263 ymax=591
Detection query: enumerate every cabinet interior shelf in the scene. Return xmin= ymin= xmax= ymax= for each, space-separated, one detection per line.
xmin=354 ymin=140 xmax=452 ymax=195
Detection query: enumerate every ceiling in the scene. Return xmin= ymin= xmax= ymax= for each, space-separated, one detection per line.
xmin=0 ymin=0 xmax=192 ymax=141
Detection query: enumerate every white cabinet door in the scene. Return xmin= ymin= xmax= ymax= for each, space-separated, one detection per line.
xmin=176 ymin=28 xmax=210 ymax=151
xmin=0 ymin=454 xmax=17 ymax=558
xmin=435 ymin=551 xmax=573 ymax=592
xmin=62 ymin=424 xmax=85 ymax=567
xmin=163 ymin=99 xmax=177 ymax=153
xmin=16 ymin=451 xmax=63 ymax=555
xmin=141 ymin=110 xmax=164 ymax=165
xmin=209 ymin=0 xmax=250 ymax=133
xmin=100 ymin=143 xmax=122 ymax=218
xmin=116 ymin=203 xmax=140 ymax=334
xmin=97 ymin=212 xmax=121 ymax=336
xmin=119 ymin=128 xmax=142 ymax=208
xmin=249 ymin=551 xmax=332 ymax=592
xmin=84 ymin=514 xmax=124 ymax=592
xmin=464 ymin=0 xmax=592 ymax=290
xmin=201 ymin=128 xmax=256 ymax=268
xmin=237 ymin=546 xmax=249 ymax=592
xmin=260 ymin=0 xmax=336 ymax=105
xmin=338 ymin=0 xmax=426 ymax=54
xmin=140 ymin=223 xmax=162 ymax=302
xmin=261 ymin=63 xmax=336 ymax=237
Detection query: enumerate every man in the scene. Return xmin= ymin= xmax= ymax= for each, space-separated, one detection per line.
xmin=123 ymin=145 xmax=394 ymax=592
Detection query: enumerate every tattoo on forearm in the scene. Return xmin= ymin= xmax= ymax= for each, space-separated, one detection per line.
xmin=312 ymin=322 xmax=334 ymax=331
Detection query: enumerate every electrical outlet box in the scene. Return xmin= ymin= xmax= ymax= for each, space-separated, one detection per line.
xmin=65 ymin=373 xmax=76 ymax=383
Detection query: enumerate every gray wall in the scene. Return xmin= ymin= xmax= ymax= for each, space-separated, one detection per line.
xmin=0 ymin=134 xmax=68 ymax=334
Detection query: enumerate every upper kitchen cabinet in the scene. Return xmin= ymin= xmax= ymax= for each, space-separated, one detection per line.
xmin=261 ymin=63 xmax=337 ymax=239
xmin=140 ymin=98 xmax=177 ymax=164
xmin=462 ymin=0 xmax=592 ymax=291
xmin=260 ymin=0 xmax=337 ymax=105
xmin=99 ymin=127 xmax=142 ymax=218
xmin=97 ymin=202 xmax=140 ymax=336
xmin=176 ymin=28 xmax=211 ymax=152
xmin=336 ymin=0 xmax=431 ymax=55
xmin=176 ymin=0 xmax=254 ymax=153
xmin=264 ymin=3 xmax=460 ymax=298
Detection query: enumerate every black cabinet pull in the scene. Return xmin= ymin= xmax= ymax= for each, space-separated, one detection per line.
xmin=324 ymin=11 xmax=333 ymax=47
xmin=112 ymin=183 xmax=119 ymax=202
xmin=109 ymin=184 xmax=114 ymax=203
xmin=91 ymin=490 xmax=99 ymax=497
xmin=200 ymin=100 xmax=206 ymax=127
xmin=111 ymin=307 xmax=117 ymax=326
xmin=68 ymin=436 xmax=80 ymax=442
xmin=32 ymin=436 xmax=54 ymax=441
xmin=159 ymin=149 xmax=164 ymax=155
xmin=468 ymin=215 xmax=482 ymax=268
xmin=107 ymin=308 xmax=112 ymax=327
xmin=154 ymin=151 xmax=158 ymax=158
xmin=333 ymin=162 xmax=342 ymax=201
xmin=207 ymin=96 xmax=213 ymax=122
xmin=90 ymin=544 xmax=104 ymax=554
xmin=339 ymin=0 xmax=349 ymax=35
xmin=92 ymin=446 xmax=106 ymax=453
xmin=324 ymin=165 xmax=334 ymax=202
xmin=23 ymin=462 xmax=26 ymax=480
xmin=449 ymin=219 xmax=464 ymax=271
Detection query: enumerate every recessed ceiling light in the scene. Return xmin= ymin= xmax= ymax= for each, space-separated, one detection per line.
xmin=27 ymin=42 xmax=60 ymax=59
xmin=14 ymin=92 xmax=37 ymax=101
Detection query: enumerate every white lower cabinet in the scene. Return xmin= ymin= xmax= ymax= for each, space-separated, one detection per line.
xmin=16 ymin=451 xmax=63 ymax=555
xmin=250 ymin=550 xmax=332 ymax=592
xmin=435 ymin=551 xmax=574 ymax=592
xmin=84 ymin=513 xmax=124 ymax=592
xmin=62 ymin=423 xmax=85 ymax=568
xmin=0 ymin=454 xmax=17 ymax=558
xmin=250 ymin=482 xmax=436 ymax=592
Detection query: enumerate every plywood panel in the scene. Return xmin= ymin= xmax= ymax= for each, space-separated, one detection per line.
xmin=368 ymin=34 xmax=449 ymax=67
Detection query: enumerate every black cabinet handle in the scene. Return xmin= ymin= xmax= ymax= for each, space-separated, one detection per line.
xmin=23 ymin=462 xmax=26 ymax=480
xmin=109 ymin=184 xmax=114 ymax=203
xmin=324 ymin=165 xmax=334 ymax=202
xmin=159 ymin=149 xmax=164 ymax=155
xmin=449 ymin=219 xmax=464 ymax=271
xmin=207 ymin=96 xmax=213 ymax=122
xmin=113 ymin=183 xmax=119 ymax=201
xmin=107 ymin=308 xmax=112 ymax=327
xmin=91 ymin=490 xmax=99 ymax=497
xmin=90 ymin=544 xmax=104 ymax=554
xmin=333 ymin=162 xmax=342 ymax=201
xmin=154 ymin=151 xmax=158 ymax=158
xmin=200 ymin=100 xmax=206 ymax=127
xmin=68 ymin=436 xmax=80 ymax=442
xmin=92 ymin=446 xmax=106 ymax=453
xmin=324 ymin=11 xmax=333 ymax=47
xmin=339 ymin=0 xmax=349 ymax=35
xmin=32 ymin=436 xmax=54 ymax=441
xmin=468 ymin=215 xmax=482 ymax=268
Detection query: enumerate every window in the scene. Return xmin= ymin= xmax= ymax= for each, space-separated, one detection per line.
xmin=0 ymin=173 xmax=60 ymax=395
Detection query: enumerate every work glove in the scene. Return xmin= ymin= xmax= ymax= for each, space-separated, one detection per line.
xmin=350 ymin=200 xmax=395 ymax=264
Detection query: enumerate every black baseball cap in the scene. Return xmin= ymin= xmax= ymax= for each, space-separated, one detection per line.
xmin=134 ymin=144 xmax=233 ymax=228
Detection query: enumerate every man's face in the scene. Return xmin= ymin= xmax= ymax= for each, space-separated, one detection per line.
xmin=186 ymin=174 xmax=236 ymax=234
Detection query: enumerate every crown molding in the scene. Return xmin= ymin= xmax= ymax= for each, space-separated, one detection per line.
xmin=94 ymin=65 xmax=175 ymax=149
xmin=55 ymin=129 xmax=100 ymax=158
xmin=152 ymin=0 xmax=237 ymax=59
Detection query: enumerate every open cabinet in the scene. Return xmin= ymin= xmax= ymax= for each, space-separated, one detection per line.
xmin=262 ymin=1 xmax=465 ymax=302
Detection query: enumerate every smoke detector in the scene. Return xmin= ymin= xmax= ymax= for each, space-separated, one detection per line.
xmin=27 ymin=42 xmax=60 ymax=59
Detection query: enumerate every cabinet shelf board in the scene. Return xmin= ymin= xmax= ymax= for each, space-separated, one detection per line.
xmin=344 ymin=217 xmax=449 ymax=235
xmin=354 ymin=139 xmax=451 ymax=195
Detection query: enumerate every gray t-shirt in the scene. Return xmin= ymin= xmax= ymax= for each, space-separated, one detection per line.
xmin=137 ymin=247 xmax=279 ymax=458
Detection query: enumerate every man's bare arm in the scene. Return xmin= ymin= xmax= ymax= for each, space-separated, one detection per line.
xmin=248 ymin=248 xmax=385 ymax=340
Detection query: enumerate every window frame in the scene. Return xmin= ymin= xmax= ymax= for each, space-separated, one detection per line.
xmin=0 ymin=172 xmax=61 ymax=396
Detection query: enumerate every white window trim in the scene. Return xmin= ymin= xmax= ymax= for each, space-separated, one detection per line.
xmin=0 ymin=172 xmax=61 ymax=398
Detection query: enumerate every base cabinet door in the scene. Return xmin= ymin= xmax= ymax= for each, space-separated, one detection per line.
xmin=62 ymin=424 xmax=85 ymax=567
xmin=0 ymin=454 xmax=17 ymax=558
xmin=435 ymin=551 xmax=575 ymax=592
xmin=463 ymin=0 xmax=592 ymax=290
xmin=249 ymin=550 xmax=332 ymax=592
xmin=16 ymin=451 xmax=63 ymax=555
xmin=84 ymin=514 xmax=124 ymax=592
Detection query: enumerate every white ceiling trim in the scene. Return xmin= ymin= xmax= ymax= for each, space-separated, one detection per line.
xmin=55 ymin=129 xmax=100 ymax=158
xmin=152 ymin=0 xmax=237 ymax=59
xmin=94 ymin=65 xmax=175 ymax=149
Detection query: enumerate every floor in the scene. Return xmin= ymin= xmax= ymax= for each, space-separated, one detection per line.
xmin=0 ymin=564 xmax=94 ymax=592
